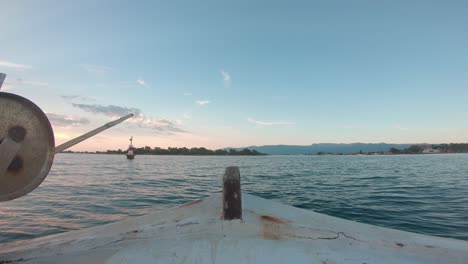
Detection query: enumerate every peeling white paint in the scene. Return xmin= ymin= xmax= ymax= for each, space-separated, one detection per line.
xmin=0 ymin=193 xmax=467 ymax=263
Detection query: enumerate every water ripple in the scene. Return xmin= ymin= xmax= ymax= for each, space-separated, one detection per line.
xmin=1 ymin=153 xmax=467 ymax=244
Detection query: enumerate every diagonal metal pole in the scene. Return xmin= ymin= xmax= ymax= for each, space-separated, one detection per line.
xmin=0 ymin=73 xmax=6 ymax=90
xmin=55 ymin=113 xmax=134 ymax=153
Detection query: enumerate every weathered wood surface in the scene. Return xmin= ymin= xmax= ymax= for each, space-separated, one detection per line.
xmin=222 ymin=166 xmax=242 ymax=220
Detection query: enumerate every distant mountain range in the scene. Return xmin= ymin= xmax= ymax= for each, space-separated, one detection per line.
xmin=228 ymin=143 xmax=415 ymax=155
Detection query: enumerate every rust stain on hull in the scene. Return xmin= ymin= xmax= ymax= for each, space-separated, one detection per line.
xmin=261 ymin=215 xmax=288 ymax=224
xmin=260 ymin=215 xmax=289 ymax=240
xmin=179 ymin=199 xmax=203 ymax=208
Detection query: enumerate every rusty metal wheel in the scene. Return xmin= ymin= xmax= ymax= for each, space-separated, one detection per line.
xmin=0 ymin=92 xmax=55 ymax=201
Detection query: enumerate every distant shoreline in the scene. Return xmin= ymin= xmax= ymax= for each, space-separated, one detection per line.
xmin=309 ymin=143 xmax=468 ymax=156
xmin=60 ymin=143 xmax=468 ymax=156
xmin=308 ymin=152 xmax=464 ymax=156
xmin=59 ymin=152 xmax=468 ymax=156
xmin=59 ymin=152 xmax=267 ymax=156
xmin=60 ymin=147 xmax=267 ymax=156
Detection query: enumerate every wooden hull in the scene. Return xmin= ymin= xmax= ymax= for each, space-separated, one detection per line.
xmin=126 ymin=154 xmax=134 ymax=160
xmin=0 ymin=193 xmax=467 ymax=263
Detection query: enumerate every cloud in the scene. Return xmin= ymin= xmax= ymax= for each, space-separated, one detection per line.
xmin=61 ymin=95 xmax=79 ymax=100
xmin=16 ymin=78 xmax=48 ymax=86
xmin=137 ymin=79 xmax=149 ymax=88
xmin=61 ymin=95 xmax=96 ymax=102
xmin=0 ymin=60 xmax=32 ymax=69
xmin=54 ymin=132 xmax=72 ymax=140
xmin=72 ymin=103 xmax=185 ymax=134
xmin=1 ymin=78 xmax=48 ymax=90
xmin=196 ymin=100 xmax=210 ymax=106
xmin=247 ymin=118 xmax=294 ymax=126
xmin=393 ymin=124 xmax=409 ymax=131
xmin=130 ymin=115 xmax=186 ymax=133
xmin=21 ymin=81 xmax=48 ymax=86
xmin=183 ymin=92 xmax=192 ymax=96
xmin=175 ymin=119 xmax=183 ymax=125
xmin=72 ymin=103 xmax=141 ymax=117
xmin=220 ymin=70 xmax=231 ymax=82
xmin=46 ymin=113 xmax=90 ymax=127
xmin=183 ymin=113 xmax=191 ymax=119
xmin=81 ymin=64 xmax=112 ymax=74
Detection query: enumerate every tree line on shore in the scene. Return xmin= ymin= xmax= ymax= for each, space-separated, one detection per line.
xmin=389 ymin=143 xmax=468 ymax=154
xmin=82 ymin=146 xmax=266 ymax=156
xmin=61 ymin=143 xmax=468 ymax=155
xmin=313 ymin=143 xmax=468 ymax=155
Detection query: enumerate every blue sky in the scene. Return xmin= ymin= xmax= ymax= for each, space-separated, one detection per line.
xmin=1 ymin=0 xmax=468 ymax=150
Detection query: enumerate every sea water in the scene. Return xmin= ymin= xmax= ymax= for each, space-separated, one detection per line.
xmin=1 ymin=153 xmax=467 ymax=244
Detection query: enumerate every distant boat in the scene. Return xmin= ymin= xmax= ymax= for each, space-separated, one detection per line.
xmin=126 ymin=136 xmax=135 ymax=160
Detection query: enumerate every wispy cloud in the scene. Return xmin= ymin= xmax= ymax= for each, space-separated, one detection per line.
xmin=183 ymin=113 xmax=191 ymax=119
xmin=1 ymin=78 xmax=49 ymax=90
xmin=62 ymin=95 xmax=80 ymax=100
xmin=72 ymin=103 xmax=140 ymax=118
xmin=175 ymin=119 xmax=183 ymax=125
xmin=21 ymin=81 xmax=48 ymax=86
xmin=221 ymin=69 xmax=231 ymax=82
xmin=196 ymin=100 xmax=210 ymax=106
xmin=81 ymin=64 xmax=112 ymax=74
xmin=72 ymin=103 xmax=185 ymax=134
xmin=393 ymin=124 xmax=409 ymax=131
xmin=183 ymin=92 xmax=192 ymax=96
xmin=54 ymin=132 xmax=73 ymax=140
xmin=137 ymin=79 xmax=149 ymax=88
xmin=61 ymin=95 xmax=96 ymax=102
xmin=247 ymin=118 xmax=294 ymax=126
xmin=0 ymin=60 xmax=32 ymax=69
xmin=46 ymin=113 xmax=90 ymax=127
xmin=131 ymin=115 xmax=186 ymax=133
xmin=16 ymin=78 xmax=48 ymax=86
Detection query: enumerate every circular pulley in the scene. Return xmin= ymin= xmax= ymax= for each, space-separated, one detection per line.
xmin=0 ymin=92 xmax=55 ymax=201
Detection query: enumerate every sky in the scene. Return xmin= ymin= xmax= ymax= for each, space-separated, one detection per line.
xmin=1 ymin=0 xmax=468 ymax=151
